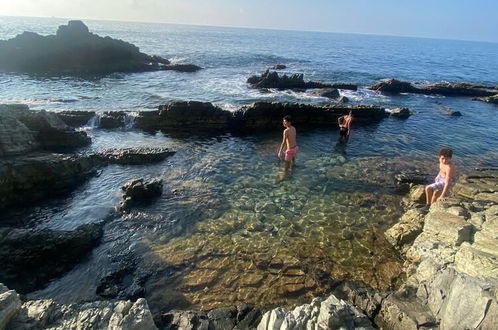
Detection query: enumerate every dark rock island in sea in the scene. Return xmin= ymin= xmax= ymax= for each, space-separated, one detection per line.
xmin=369 ymin=78 xmax=498 ymax=97
xmin=247 ymin=70 xmax=358 ymax=91
xmin=0 ymin=20 xmax=202 ymax=74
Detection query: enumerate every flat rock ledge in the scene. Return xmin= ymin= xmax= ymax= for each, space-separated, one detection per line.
xmin=474 ymin=94 xmax=498 ymax=105
xmin=99 ymin=147 xmax=176 ymax=165
xmin=381 ymin=166 xmax=498 ymax=330
xmin=0 ymin=20 xmax=201 ymax=75
xmin=369 ymin=78 xmax=498 ymax=97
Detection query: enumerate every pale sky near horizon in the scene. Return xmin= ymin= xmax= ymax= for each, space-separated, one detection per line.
xmin=0 ymin=0 xmax=497 ymax=43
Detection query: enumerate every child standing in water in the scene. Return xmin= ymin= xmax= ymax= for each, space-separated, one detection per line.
xmin=425 ymin=148 xmax=456 ymax=205
xmin=277 ymin=115 xmax=298 ymax=172
xmin=338 ymin=110 xmax=353 ymax=140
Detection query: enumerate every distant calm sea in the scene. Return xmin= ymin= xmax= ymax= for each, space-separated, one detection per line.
xmin=1 ymin=16 xmax=498 ymax=311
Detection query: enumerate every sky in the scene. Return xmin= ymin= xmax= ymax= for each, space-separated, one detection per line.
xmin=0 ymin=0 xmax=497 ymax=43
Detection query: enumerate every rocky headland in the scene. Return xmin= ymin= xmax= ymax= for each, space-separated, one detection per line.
xmin=0 ymin=20 xmax=201 ymax=75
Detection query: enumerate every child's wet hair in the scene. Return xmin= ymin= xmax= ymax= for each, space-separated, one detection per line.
xmin=439 ymin=147 xmax=453 ymax=158
xmin=283 ymin=115 xmax=292 ymax=122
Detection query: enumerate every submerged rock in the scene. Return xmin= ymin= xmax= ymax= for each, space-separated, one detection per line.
xmin=0 ymin=20 xmax=200 ymax=75
xmin=269 ymin=64 xmax=287 ymax=70
xmin=117 ymin=178 xmax=163 ymax=212
xmin=247 ymin=70 xmax=357 ymax=90
xmin=99 ymin=147 xmax=176 ymax=165
xmin=0 ymin=223 xmax=103 ymax=294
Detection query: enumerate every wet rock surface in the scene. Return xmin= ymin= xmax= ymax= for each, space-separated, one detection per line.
xmin=369 ymin=78 xmax=498 ymax=97
xmin=0 ymin=20 xmax=200 ymax=75
xmin=247 ymin=70 xmax=358 ymax=90
xmin=0 ymin=223 xmax=103 ymax=294
xmin=117 ymin=178 xmax=163 ymax=213
xmin=0 ymin=104 xmax=90 ymax=152
xmin=380 ymin=165 xmax=498 ymax=329
xmin=0 ymin=152 xmax=101 ymax=210
xmin=55 ymin=110 xmax=96 ymax=127
xmin=99 ymin=147 xmax=176 ymax=165
xmin=389 ymin=107 xmax=412 ymax=118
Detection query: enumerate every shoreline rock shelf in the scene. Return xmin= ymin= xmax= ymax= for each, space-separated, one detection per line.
xmin=0 ymin=20 xmax=201 ymax=75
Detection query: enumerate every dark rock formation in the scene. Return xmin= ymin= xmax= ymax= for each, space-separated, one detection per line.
xmin=99 ymin=148 xmax=175 ymax=165
xmin=56 ymin=110 xmax=96 ymax=127
xmin=161 ymin=63 xmax=202 ymax=72
xmin=99 ymin=111 xmax=126 ymax=129
xmin=369 ymin=79 xmax=418 ymax=94
xmin=0 ymin=20 xmax=201 ymax=75
xmin=117 ymin=178 xmax=163 ymax=212
xmin=0 ymin=104 xmax=90 ymax=153
xmin=135 ymin=101 xmax=387 ymax=132
xmin=369 ymin=79 xmax=498 ymax=97
xmin=270 ymin=64 xmax=287 ymax=70
xmin=0 ymin=153 xmax=101 ymax=209
xmin=247 ymin=70 xmax=357 ymax=91
xmin=236 ymin=102 xmax=387 ymax=131
xmin=0 ymin=223 xmax=103 ymax=293
xmin=389 ymin=107 xmax=411 ymax=119
xmin=96 ymin=258 xmax=149 ymax=301
xmin=135 ymin=101 xmax=233 ymax=131
xmin=158 ymin=302 xmax=261 ymax=330
xmin=337 ymin=96 xmax=349 ymax=103
xmin=310 ymin=88 xmax=340 ymax=99
xmin=475 ymin=94 xmax=498 ymax=105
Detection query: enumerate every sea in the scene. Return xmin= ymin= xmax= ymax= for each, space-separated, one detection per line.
xmin=1 ymin=16 xmax=497 ymax=314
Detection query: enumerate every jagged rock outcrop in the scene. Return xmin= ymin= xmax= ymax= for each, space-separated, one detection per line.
xmin=8 ymin=297 xmax=158 ymax=329
xmin=0 ymin=223 xmax=103 ymax=293
xmin=247 ymin=70 xmax=357 ymax=90
xmin=369 ymin=79 xmax=498 ymax=97
xmin=269 ymin=64 xmax=287 ymax=70
xmin=117 ymin=178 xmax=163 ymax=213
xmin=0 ymin=20 xmax=201 ymax=75
xmin=99 ymin=147 xmax=175 ymax=165
xmin=0 ymin=153 xmax=101 ymax=209
xmin=0 ymin=104 xmax=90 ymax=153
xmin=256 ymin=294 xmax=374 ymax=330
xmin=0 ymin=283 xmax=22 ymax=329
xmin=380 ymin=166 xmax=498 ymax=329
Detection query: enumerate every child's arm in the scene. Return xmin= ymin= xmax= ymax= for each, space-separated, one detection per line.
xmin=277 ymin=130 xmax=287 ymax=158
xmin=437 ymin=165 xmax=455 ymax=201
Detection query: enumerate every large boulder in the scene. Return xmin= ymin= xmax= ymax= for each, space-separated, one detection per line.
xmin=117 ymin=178 xmax=163 ymax=213
xmin=0 ymin=112 xmax=37 ymax=156
xmin=247 ymin=70 xmax=357 ymax=90
xmin=0 ymin=153 xmax=101 ymax=209
xmin=0 ymin=20 xmax=200 ymax=75
xmin=0 ymin=223 xmax=103 ymax=293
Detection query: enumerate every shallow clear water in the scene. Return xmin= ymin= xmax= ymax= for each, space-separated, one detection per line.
xmin=1 ymin=16 xmax=498 ymax=313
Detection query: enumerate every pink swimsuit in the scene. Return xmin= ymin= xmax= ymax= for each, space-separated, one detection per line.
xmin=285 ymin=146 xmax=299 ymax=161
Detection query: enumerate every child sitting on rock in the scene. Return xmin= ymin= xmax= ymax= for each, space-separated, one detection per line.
xmin=425 ymin=147 xmax=456 ymax=205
